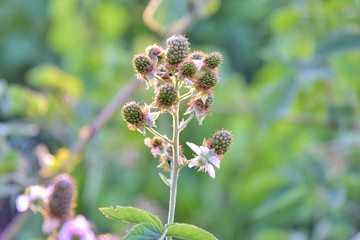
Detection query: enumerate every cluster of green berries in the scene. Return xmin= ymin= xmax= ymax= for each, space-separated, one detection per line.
xmin=204 ymin=52 xmax=223 ymax=69
xmin=197 ymin=72 xmax=218 ymax=90
xmin=165 ymin=35 xmax=190 ymax=65
xmin=180 ymin=60 xmax=197 ymax=78
xmin=121 ymin=102 xmax=144 ymax=126
xmin=156 ymin=84 xmax=177 ymax=108
xmin=132 ymin=54 xmax=153 ymax=75
xmin=207 ymin=130 xmax=233 ymax=155
xmin=190 ymin=51 xmax=205 ymax=60
xmin=47 ymin=174 xmax=75 ymax=220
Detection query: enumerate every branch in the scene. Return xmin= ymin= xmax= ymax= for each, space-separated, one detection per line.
xmin=146 ymin=127 xmax=172 ymax=144
xmin=70 ymin=79 xmax=142 ymax=157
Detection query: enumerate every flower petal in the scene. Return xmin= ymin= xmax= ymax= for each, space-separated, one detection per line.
xmin=188 ymin=159 xmax=199 ymax=168
xmin=209 ymin=156 xmax=221 ymax=169
xmin=29 ymin=185 xmax=48 ymax=200
xmin=184 ymin=106 xmax=194 ymax=115
xmin=206 ymin=164 xmax=216 ymax=179
xmin=199 ymin=146 xmax=209 ymax=156
xmin=16 ymin=195 xmax=30 ymax=212
xmin=193 ymin=60 xmax=204 ymax=71
xmin=144 ymin=138 xmax=152 ymax=147
xmin=136 ymin=125 xmax=146 ymax=135
xmin=186 ymin=142 xmax=201 ymax=155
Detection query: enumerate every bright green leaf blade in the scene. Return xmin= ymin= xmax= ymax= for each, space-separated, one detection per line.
xmin=165 ymin=223 xmax=218 ymax=240
xmin=123 ymin=222 xmax=162 ymax=240
xmin=99 ymin=206 xmax=163 ymax=231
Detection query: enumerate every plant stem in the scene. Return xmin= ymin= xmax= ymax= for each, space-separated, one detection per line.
xmin=146 ymin=127 xmax=172 ymax=144
xmin=167 ymin=103 xmax=180 ymax=236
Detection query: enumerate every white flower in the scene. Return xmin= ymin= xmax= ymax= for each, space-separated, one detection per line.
xmin=186 ymin=142 xmax=221 ymax=178
xmin=135 ymin=104 xmax=160 ymax=135
xmin=144 ymin=137 xmax=166 ymax=157
xmin=16 ymin=185 xmax=49 ymax=212
xmin=58 ymin=215 xmax=96 ymax=240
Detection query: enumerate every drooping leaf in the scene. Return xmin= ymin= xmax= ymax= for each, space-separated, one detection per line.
xmin=123 ymin=222 xmax=162 ymax=240
xmin=165 ymin=223 xmax=218 ymax=240
xmin=315 ymin=33 xmax=360 ymax=60
xmin=99 ymin=206 xmax=163 ymax=231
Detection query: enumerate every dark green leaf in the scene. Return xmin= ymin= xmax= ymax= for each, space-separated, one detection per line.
xmin=123 ymin=222 xmax=162 ymax=240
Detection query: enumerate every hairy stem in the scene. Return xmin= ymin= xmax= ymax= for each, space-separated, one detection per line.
xmin=167 ymin=102 xmax=180 ymax=240
xmin=179 ymin=114 xmax=194 ymax=132
xmin=168 ymin=106 xmax=180 ymax=223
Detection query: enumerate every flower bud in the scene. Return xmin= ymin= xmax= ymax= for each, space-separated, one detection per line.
xmin=204 ymin=52 xmax=223 ymax=69
xmin=197 ymin=72 xmax=218 ymax=90
xmin=132 ymin=54 xmax=153 ymax=74
xmin=122 ymin=102 xmax=144 ymax=125
xmin=180 ymin=60 xmax=197 ymax=78
xmin=209 ymin=129 xmax=233 ymax=155
xmin=190 ymin=51 xmax=205 ymax=60
xmin=48 ymin=174 xmax=75 ymax=220
xmin=156 ymin=84 xmax=177 ymax=108
xmin=166 ymin=35 xmax=190 ymax=65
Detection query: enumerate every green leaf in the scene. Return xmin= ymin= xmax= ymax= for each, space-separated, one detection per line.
xmin=315 ymin=33 xmax=360 ymax=60
xmin=165 ymin=223 xmax=218 ymax=240
xmin=123 ymin=222 xmax=162 ymax=240
xmin=99 ymin=206 xmax=163 ymax=231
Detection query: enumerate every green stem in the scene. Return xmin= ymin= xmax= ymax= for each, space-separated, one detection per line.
xmin=167 ymin=105 xmax=180 ymax=225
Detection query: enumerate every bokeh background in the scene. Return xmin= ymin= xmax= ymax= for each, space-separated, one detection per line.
xmin=1 ymin=0 xmax=360 ymax=239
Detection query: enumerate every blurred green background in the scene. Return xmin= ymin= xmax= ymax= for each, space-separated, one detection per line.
xmin=1 ymin=0 xmax=360 ymax=239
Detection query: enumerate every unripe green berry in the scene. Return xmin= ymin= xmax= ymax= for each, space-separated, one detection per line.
xmin=122 ymin=102 xmax=144 ymax=125
xmin=48 ymin=174 xmax=75 ymax=220
xmin=132 ymin=54 xmax=153 ymax=74
xmin=209 ymin=130 xmax=233 ymax=155
xmin=197 ymin=72 xmax=218 ymax=90
xmin=190 ymin=51 xmax=205 ymax=60
xmin=204 ymin=52 xmax=223 ymax=69
xmin=166 ymin=35 xmax=190 ymax=64
xmin=180 ymin=61 xmax=197 ymax=78
xmin=205 ymin=95 xmax=214 ymax=108
xmin=156 ymin=84 xmax=177 ymax=107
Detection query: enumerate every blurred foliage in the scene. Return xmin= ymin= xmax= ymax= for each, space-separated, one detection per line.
xmin=1 ymin=0 xmax=360 ymax=239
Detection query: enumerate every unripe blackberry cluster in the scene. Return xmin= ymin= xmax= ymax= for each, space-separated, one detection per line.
xmin=204 ymin=52 xmax=223 ymax=69
xmin=47 ymin=174 xmax=75 ymax=220
xmin=122 ymin=102 xmax=144 ymax=125
xmin=197 ymin=72 xmax=218 ymax=90
xmin=190 ymin=51 xmax=205 ymax=60
xmin=132 ymin=54 xmax=153 ymax=74
xmin=166 ymin=35 xmax=190 ymax=65
xmin=156 ymin=84 xmax=177 ymax=108
xmin=180 ymin=60 xmax=197 ymax=78
xmin=208 ymin=130 xmax=233 ymax=155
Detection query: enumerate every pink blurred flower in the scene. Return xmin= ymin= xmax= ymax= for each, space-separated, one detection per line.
xmin=16 ymin=185 xmax=49 ymax=212
xmin=58 ymin=215 xmax=96 ymax=240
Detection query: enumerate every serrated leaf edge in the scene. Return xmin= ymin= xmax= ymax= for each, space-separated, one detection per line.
xmin=99 ymin=206 xmax=163 ymax=231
